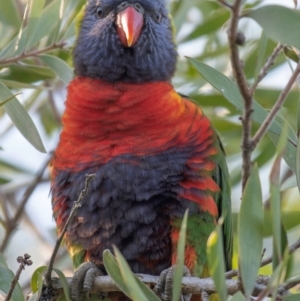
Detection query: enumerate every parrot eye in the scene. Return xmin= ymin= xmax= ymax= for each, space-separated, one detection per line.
xmin=154 ymin=10 xmax=162 ymax=23
xmin=96 ymin=7 xmax=104 ymax=18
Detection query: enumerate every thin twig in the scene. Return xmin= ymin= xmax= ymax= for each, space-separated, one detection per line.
xmin=0 ymin=42 xmax=66 ymax=65
xmin=44 ymin=174 xmax=95 ymax=286
xmin=4 ymin=254 xmax=33 ymax=301
xmin=255 ymin=287 xmax=272 ymax=301
xmin=228 ymin=0 xmax=253 ymax=190
xmin=251 ymin=59 xmax=300 ymax=149
xmin=225 ymin=237 xmax=300 ymax=279
xmin=0 ymin=157 xmax=51 ymax=253
xmin=218 ymin=0 xmax=234 ymax=9
xmin=249 ymin=43 xmax=285 ymax=95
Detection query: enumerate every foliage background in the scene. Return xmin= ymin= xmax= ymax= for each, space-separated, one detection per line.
xmin=0 ymin=0 xmax=300 ymax=298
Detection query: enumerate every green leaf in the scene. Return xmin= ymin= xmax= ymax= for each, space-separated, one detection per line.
xmin=268 ymin=248 xmax=290 ymax=293
xmin=134 ymin=279 xmax=161 ymax=301
xmin=238 ymin=164 xmax=263 ymax=298
xmin=284 ymin=295 xmax=300 ymax=301
xmin=0 ymin=80 xmax=44 ymax=90
xmin=254 ymin=31 xmax=268 ymax=80
xmin=26 ymin=0 xmax=46 ymax=49
xmin=27 ymin=0 xmax=61 ymax=47
xmin=13 ymin=1 xmax=30 ymax=57
xmin=0 ymin=82 xmax=46 ymax=153
xmin=284 ymin=47 xmax=299 ymax=63
xmin=270 ymin=161 xmax=288 ymax=269
xmin=230 ymin=291 xmax=246 ymax=301
xmin=180 ymin=9 xmax=229 ymax=43
xmin=0 ymin=254 xmax=9 ymax=269
xmin=37 ymin=272 xmax=44 ymax=299
xmin=187 ymin=58 xmax=297 ymax=172
xmin=30 ymin=266 xmax=47 ymax=293
xmin=206 ymin=225 xmax=227 ymax=301
xmin=284 ymin=251 xmax=300 ymax=282
xmin=0 ymin=0 xmax=21 ymax=27
xmin=246 ymin=6 xmax=300 ymax=49
xmin=0 ymin=27 xmax=27 ymax=60
xmin=103 ymin=250 xmax=131 ymax=297
xmin=0 ymin=64 xmax=55 ymax=83
xmin=113 ymin=247 xmax=148 ymax=301
xmin=103 ymin=250 xmax=160 ymax=301
xmin=0 ymin=264 xmax=25 ymax=301
xmin=297 ymin=138 xmax=300 ymax=193
xmin=0 ymin=93 xmax=22 ymax=106
xmin=39 ymin=54 xmax=73 ymax=85
xmin=268 ymin=132 xmax=297 ymax=175
xmin=53 ymin=268 xmax=71 ymax=301
xmin=270 ymin=123 xmax=288 ymax=269
xmin=172 ymin=210 xmax=188 ymax=301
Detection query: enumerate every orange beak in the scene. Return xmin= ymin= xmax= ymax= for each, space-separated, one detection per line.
xmin=116 ymin=6 xmax=144 ymax=47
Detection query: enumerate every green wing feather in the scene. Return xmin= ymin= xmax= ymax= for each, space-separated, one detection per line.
xmin=213 ymin=136 xmax=233 ymax=270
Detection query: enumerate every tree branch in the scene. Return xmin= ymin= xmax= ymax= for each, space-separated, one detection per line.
xmin=251 ymin=59 xmax=300 ymax=149
xmin=0 ymin=42 xmax=67 ymax=65
xmin=249 ymin=43 xmax=285 ymax=96
xmin=218 ymin=0 xmax=233 ymax=10
xmin=50 ymin=273 xmax=299 ymax=299
xmin=0 ymin=157 xmax=51 ymax=253
xmin=227 ymin=0 xmax=253 ymax=190
xmin=225 ymin=237 xmax=300 ymax=279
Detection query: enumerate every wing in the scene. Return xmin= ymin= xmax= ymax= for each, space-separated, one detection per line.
xmin=213 ymin=135 xmax=233 ymax=271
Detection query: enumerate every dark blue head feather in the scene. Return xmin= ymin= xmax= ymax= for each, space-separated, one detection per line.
xmin=73 ymin=0 xmax=177 ymax=82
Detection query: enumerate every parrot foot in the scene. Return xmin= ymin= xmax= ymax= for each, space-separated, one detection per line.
xmin=154 ymin=265 xmax=191 ymax=301
xmin=70 ymin=261 xmax=105 ymax=301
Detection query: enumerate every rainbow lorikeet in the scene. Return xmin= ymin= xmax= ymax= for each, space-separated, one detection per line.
xmin=51 ymin=0 xmax=232 ymax=300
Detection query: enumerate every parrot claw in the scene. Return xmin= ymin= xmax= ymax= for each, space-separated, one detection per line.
xmin=70 ymin=261 xmax=104 ymax=301
xmin=154 ymin=265 xmax=191 ymax=301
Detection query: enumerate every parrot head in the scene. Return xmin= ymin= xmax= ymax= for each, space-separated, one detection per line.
xmin=73 ymin=0 xmax=177 ymax=82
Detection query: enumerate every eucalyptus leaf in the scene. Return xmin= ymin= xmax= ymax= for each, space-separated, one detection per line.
xmin=0 ymin=0 xmax=21 ymax=27
xmin=0 ymin=93 xmax=21 ymax=106
xmin=0 ymin=264 xmax=25 ymax=301
xmin=246 ymin=5 xmax=300 ymax=49
xmin=0 ymin=82 xmax=46 ymax=153
xmin=27 ymin=0 xmax=61 ymax=47
xmin=238 ymin=164 xmax=263 ymax=298
xmin=30 ymin=266 xmax=47 ymax=293
xmin=187 ymin=58 xmax=297 ymax=173
xmin=206 ymin=226 xmax=227 ymax=301
xmin=39 ymin=54 xmax=73 ymax=85
xmin=284 ymin=294 xmax=300 ymax=301
xmin=113 ymin=247 xmax=148 ymax=301
xmin=26 ymin=0 xmax=46 ymax=49
xmin=103 ymin=250 xmax=130 ymax=296
xmin=172 ymin=210 xmax=188 ymax=301
xmin=0 ymin=254 xmax=8 ymax=268
xmin=53 ymin=268 xmax=71 ymax=301
xmin=230 ymin=291 xmax=246 ymax=301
